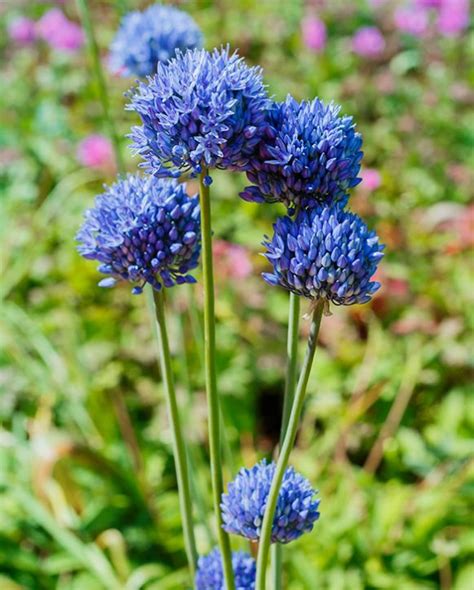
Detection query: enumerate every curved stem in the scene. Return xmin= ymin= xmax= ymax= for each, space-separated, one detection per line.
xmin=151 ymin=288 xmax=197 ymax=581
xmin=198 ymin=170 xmax=235 ymax=590
xmin=76 ymin=0 xmax=125 ymax=173
xmin=256 ymin=300 xmax=324 ymax=590
xmin=271 ymin=292 xmax=301 ymax=589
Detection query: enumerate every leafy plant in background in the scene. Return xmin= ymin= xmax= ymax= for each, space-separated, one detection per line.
xmin=1 ymin=0 xmax=472 ymax=589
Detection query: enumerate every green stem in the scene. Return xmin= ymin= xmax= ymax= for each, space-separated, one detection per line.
xmin=151 ymin=288 xmax=197 ymax=581
xmin=75 ymin=0 xmax=125 ymax=173
xmin=198 ymin=170 xmax=235 ymax=590
xmin=271 ymin=292 xmax=301 ymax=589
xmin=256 ymin=300 xmax=324 ymax=590
xmin=280 ymin=293 xmax=301 ymax=446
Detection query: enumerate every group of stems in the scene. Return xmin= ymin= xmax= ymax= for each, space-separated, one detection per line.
xmin=270 ymin=292 xmax=301 ymax=588
xmin=256 ymin=298 xmax=324 ymax=590
xmin=79 ymin=2 xmax=321 ymax=583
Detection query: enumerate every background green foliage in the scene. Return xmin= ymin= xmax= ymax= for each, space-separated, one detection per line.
xmin=1 ymin=1 xmax=473 ymax=589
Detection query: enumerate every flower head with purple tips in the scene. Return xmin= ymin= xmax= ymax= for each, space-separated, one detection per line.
xmin=240 ymin=96 xmax=362 ymax=210
xmin=221 ymin=460 xmax=320 ymax=544
xmin=109 ymin=4 xmax=203 ymax=77
xmin=76 ymin=174 xmax=200 ymax=294
xmin=262 ymin=204 xmax=384 ymax=305
xmin=128 ymin=47 xmax=270 ymax=179
xmin=196 ymin=549 xmax=256 ymax=590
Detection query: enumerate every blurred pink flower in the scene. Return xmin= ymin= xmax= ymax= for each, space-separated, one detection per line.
xmin=352 ymin=26 xmax=385 ymax=58
xmin=36 ymin=8 xmax=84 ymax=53
xmin=8 ymin=17 xmax=36 ymax=45
xmin=360 ymin=168 xmax=381 ymax=191
xmin=213 ymin=240 xmax=253 ymax=281
xmin=437 ymin=0 xmax=470 ymax=36
xmin=301 ymin=15 xmax=327 ymax=52
xmin=394 ymin=6 xmax=429 ymax=36
xmin=77 ymin=135 xmax=115 ymax=171
xmin=36 ymin=9 xmax=68 ymax=38
xmin=415 ymin=0 xmax=442 ymax=7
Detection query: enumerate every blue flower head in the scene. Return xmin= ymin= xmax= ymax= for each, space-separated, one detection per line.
xmin=76 ymin=174 xmax=200 ymax=294
xmin=196 ymin=549 xmax=256 ymax=590
xmin=221 ymin=460 xmax=320 ymax=544
xmin=109 ymin=4 xmax=203 ymax=77
xmin=240 ymin=96 xmax=363 ymax=210
xmin=128 ymin=47 xmax=270 ymax=178
xmin=262 ymin=204 xmax=384 ymax=305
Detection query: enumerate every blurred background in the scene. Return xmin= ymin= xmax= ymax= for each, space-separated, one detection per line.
xmin=1 ymin=1 xmax=473 ymax=589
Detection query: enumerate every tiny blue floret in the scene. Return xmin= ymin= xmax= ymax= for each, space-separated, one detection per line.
xmin=128 ymin=47 xmax=270 ymax=178
xmin=76 ymin=174 xmax=200 ymax=293
xmin=262 ymin=203 xmax=384 ymax=305
xmin=240 ymin=96 xmax=363 ymax=209
xmin=109 ymin=4 xmax=203 ymax=77
xmin=221 ymin=460 xmax=320 ymax=544
xmin=196 ymin=548 xmax=256 ymax=590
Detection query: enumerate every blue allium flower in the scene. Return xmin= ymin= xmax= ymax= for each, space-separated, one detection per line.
xmin=128 ymin=47 xmax=270 ymax=178
xmin=221 ymin=460 xmax=320 ymax=544
xmin=76 ymin=174 xmax=200 ymax=294
xmin=262 ymin=204 xmax=384 ymax=305
xmin=240 ymin=96 xmax=363 ymax=210
xmin=196 ymin=549 xmax=256 ymax=590
xmin=109 ymin=4 xmax=203 ymax=77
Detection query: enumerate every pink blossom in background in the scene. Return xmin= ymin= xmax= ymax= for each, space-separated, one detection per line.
xmin=352 ymin=26 xmax=385 ymax=58
xmin=36 ymin=9 xmax=68 ymax=39
xmin=415 ymin=0 xmax=442 ymax=7
xmin=301 ymin=15 xmax=327 ymax=52
xmin=394 ymin=6 xmax=429 ymax=36
xmin=360 ymin=168 xmax=381 ymax=191
xmin=8 ymin=17 xmax=36 ymax=45
xmin=36 ymin=8 xmax=84 ymax=53
xmin=437 ymin=0 xmax=470 ymax=36
xmin=77 ymin=135 xmax=115 ymax=171
xmin=213 ymin=240 xmax=253 ymax=281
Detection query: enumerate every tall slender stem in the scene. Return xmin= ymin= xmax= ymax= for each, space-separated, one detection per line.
xmin=280 ymin=293 xmax=301 ymax=445
xmin=198 ymin=170 xmax=235 ymax=590
xmin=151 ymin=288 xmax=197 ymax=581
xmin=76 ymin=0 xmax=125 ymax=173
xmin=271 ymin=292 xmax=301 ymax=589
xmin=256 ymin=300 xmax=324 ymax=590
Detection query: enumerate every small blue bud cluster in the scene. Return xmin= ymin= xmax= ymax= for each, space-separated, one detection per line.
xmin=221 ymin=460 xmax=320 ymax=544
xmin=76 ymin=175 xmax=200 ymax=294
xmin=109 ymin=4 xmax=203 ymax=77
xmin=195 ymin=549 xmax=256 ymax=590
xmin=263 ymin=204 xmax=384 ymax=305
xmin=128 ymin=47 xmax=270 ymax=179
xmin=240 ymin=96 xmax=363 ymax=210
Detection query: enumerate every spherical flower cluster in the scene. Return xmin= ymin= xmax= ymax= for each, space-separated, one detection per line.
xmin=76 ymin=174 xmax=200 ymax=294
xmin=196 ymin=549 xmax=256 ymax=590
xmin=221 ymin=460 xmax=320 ymax=544
xmin=262 ymin=204 xmax=384 ymax=305
xmin=128 ymin=47 xmax=270 ymax=179
xmin=240 ymin=96 xmax=362 ymax=210
xmin=109 ymin=4 xmax=203 ymax=77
